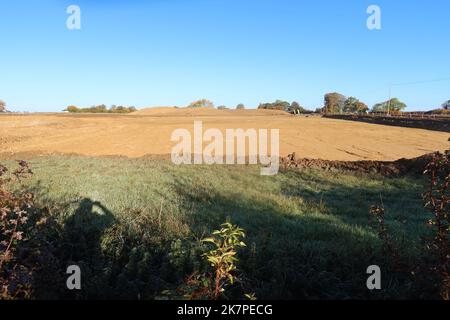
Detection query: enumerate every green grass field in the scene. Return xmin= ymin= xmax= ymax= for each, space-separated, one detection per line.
xmin=3 ymin=155 xmax=435 ymax=299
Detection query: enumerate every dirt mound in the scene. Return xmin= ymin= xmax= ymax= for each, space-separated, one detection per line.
xmin=281 ymin=152 xmax=440 ymax=176
xmin=133 ymin=107 xmax=290 ymax=117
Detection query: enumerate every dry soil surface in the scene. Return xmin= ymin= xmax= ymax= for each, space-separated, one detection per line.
xmin=0 ymin=108 xmax=448 ymax=160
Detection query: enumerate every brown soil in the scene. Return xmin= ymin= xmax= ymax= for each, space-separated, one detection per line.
xmin=0 ymin=108 xmax=448 ymax=161
xmin=281 ymin=152 xmax=440 ymax=176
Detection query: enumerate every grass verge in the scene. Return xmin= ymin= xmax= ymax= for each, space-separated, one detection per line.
xmin=1 ymin=155 xmax=433 ymax=299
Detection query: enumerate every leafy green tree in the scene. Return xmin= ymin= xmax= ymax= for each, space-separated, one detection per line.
xmin=188 ymin=99 xmax=214 ymax=108
xmin=324 ymin=93 xmax=346 ymax=114
xmin=355 ymin=101 xmax=369 ymax=114
xmin=343 ymin=97 xmax=358 ymax=113
xmin=343 ymin=97 xmax=369 ymax=114
xmin=0 ymin=100 xmax=6 ymax=112
xmin=372 ymin=98 xmax=406 ymax=114
xmin=442 ymin=100 xmax=450 ymax=110
xmin=236 ymin=104 xmax=245 ymax=110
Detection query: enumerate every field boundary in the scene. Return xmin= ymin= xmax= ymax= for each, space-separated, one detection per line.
xmin=323 ymin=114 xmax=450 ymax=133
xmin=1 ymin=151 xmax=442 ymax=177
xmin=281 ymin=151 xmax=441 ymax=176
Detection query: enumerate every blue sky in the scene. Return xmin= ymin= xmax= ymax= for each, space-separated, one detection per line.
xmin=0 ymin=0 xmax=449 ymax=112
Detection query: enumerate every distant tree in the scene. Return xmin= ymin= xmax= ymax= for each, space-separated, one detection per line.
xmin=273 ymin=100 xmax=290 ymax=111
xmin=0 ymin=100 xmax=6 ymax=112
xmin=236 ymin=103 xmax=245 ymax=110
xmin=299 ymin=107 xmax=314 ymax=114
xmin=64 ymin=105 xmax=80 ymax=113
xmin=290 ymin=101 xmax=301 ymax=113
xmin=343 ymin=97 xmax=358 ymax=113
xmin=316 ymin=107 xmax=325 ymax=113
xmin=442 ymin=100 xmax=450 ymax=110
xmin=372 ymin=98 xmax=406 ymax=114
xmin=217 ymin=105 xmax=228 ymax=110
xmin=355 ymin=101 xmax=369 ymax=114
xmin=324 ymin=93 xmax=346 ymax=114
xmin=64 ymin=104 xmax=136 ymax=113
xmin=96 ymin=104 xmax=108 ymax=113
xmin=188 ymin=99 xmax=214 ymax=109
xmin=291 ymin=101 xmax=300 ymax=109
xmin=289 ymin=101 xmax=313 ymax=114
xmin=258 ymin=100 xmax=290 ymax=112
xmin=109 ymin=105 xmax=136 ymax=113
xmin=343 ymin=97 xmax=369 ymax=114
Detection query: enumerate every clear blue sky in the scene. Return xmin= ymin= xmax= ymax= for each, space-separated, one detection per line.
xmin=1 ymin=0 xmax=449 ymax=112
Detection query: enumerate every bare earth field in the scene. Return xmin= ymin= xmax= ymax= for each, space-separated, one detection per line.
xmin=0 ymin=107 xmax=448 ymax=160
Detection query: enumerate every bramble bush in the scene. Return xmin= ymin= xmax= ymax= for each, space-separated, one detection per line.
xmin=1 ymin=161 xmax=35 ymax=298
xmin=423 ymin=150 xmax=450 ymax=299
xmin=370 ymin=150 xmax=450 ymax=300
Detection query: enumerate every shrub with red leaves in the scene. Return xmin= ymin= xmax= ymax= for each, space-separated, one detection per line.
xmin=0 ymin=161 xmax=34 ymax=299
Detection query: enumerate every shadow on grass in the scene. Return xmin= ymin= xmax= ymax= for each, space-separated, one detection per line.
xmin=63 ymin=198 xmax=115 ymax=262
xmin=27 ymin=197 xmax=116 ymax=299
xmin=170 ymin=171 xmax=426 ymax=299
xmin=279 ymin=170 xmax=426 ymax=224
xmin=30 ymin=195 xmax=181 ymax=300
xmin=22 ymin=168 xmax=430 ymax=299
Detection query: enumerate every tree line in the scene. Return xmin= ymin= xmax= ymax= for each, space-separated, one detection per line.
xmin=186 ymin=99 xmax=246 ymax=110
xmin=64 ymin=104 xmax=137 ymax=114
xmin=256 ymin=94 xmax=450 ymax=115
xmin=1 ymin=98 xmax=449 ymax=114
xmin=256 ymin=94 xmax=401 ymax=115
